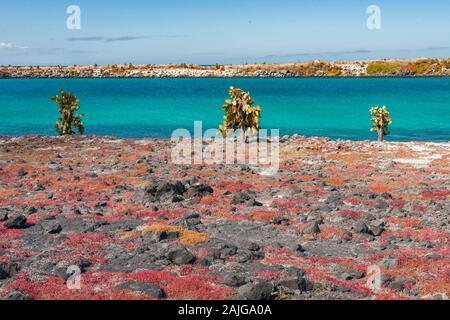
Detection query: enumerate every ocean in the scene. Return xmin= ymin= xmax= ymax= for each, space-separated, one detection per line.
xmin=0 ymin=78 xmax=449 ymax=141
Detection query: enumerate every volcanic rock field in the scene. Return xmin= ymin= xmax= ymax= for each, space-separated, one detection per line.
xmin=0 ymin=136 xmax=448 ymax=300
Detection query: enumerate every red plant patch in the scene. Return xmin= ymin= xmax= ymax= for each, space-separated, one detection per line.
xmin=326 ymin=177 xmax=345 ymax=186
xmin=387 ymin=217 xmax=423 ymax=228
xmin=390 ymin=199 xmax=405 ymax=209
xmin=421 ymin=190 xmax=450 ymax=200
xmin=319 ymin=226 xmax=352 ymax=240
xmin=369 ymin=182 xmax=394 ymax=194
xmin=338 ymin=210 xmax=366 ymax=220
xmin=396 ymin=227 xmax=450 ymax=243
xmin=251 ymin=210 xmax=281 ymax=222
xmin=1 ymin=272 xmax=149 ymax=300
xmin=129 ymin=270 xmax=234 ymax=300
xmin=343 ymin=198 xmax=362 ymax=206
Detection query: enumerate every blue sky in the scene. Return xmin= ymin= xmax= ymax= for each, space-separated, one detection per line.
xmin=1 ymin=0 xmax=450 ymax=65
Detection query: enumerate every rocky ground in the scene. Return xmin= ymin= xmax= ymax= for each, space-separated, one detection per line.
xmin=0 ymin=135 xmax=448 ymax=300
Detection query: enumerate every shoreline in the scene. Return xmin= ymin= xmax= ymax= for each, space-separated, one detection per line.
xmin=2 ymin=75 xmax=450 ymax=80
xmin=1 ymin=58 xmax=450 ymax=78
xmin=1 ymin=134 xmax=449 ymax=144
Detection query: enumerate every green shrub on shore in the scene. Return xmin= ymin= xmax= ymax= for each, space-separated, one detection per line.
xmin=444 ymin=59 xmax=450 ymax=68
xmin=51 ymin=89 xmax=85 ymax=135
xmin=366 ymin=61 xmax=403 ymax=75
xmin=68 ymin=68 xmax=79 ymax=77
xmin=401 ymin=59 xmax=442 ymax=75
xmin=366 ymin=59 xmax=449 ymax=76
xmin=0 ymin=67 xmax=10 ymax=78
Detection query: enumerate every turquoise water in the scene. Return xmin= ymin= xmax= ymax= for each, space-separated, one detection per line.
xmin=0 ymin=78 xmax=449 ymax=141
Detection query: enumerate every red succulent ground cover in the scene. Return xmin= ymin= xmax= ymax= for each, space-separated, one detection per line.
xmin=0 ymin=135 xmax=449 ymax=300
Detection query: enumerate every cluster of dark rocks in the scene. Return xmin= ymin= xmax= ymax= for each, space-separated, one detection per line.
xmin=141 ymin=178 xmax=213 ymax=206
xmin=2 ymin=214 xmax=29 ymax=229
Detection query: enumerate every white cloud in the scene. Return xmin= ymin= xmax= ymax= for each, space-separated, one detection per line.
xmin=0 ymin=42 xmax=29 ymax=50
xmin=0 ymin=42 xmax=13 ymax=49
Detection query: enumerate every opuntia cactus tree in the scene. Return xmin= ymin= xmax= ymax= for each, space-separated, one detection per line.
xmin=219 ymin=86 xmax=262 ymax=139
xmin=51 ymin=89 xmax=85 ymax=135
xmin=370 ymin=105 xmax=392 ymax=142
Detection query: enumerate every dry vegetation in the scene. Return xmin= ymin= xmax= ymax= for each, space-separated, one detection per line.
xmin=1 ymin=58 xmax=450 ymax=78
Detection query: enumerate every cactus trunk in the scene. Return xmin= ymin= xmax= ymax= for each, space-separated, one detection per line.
xmin=377 ymin=128 xmax=384 ymax=142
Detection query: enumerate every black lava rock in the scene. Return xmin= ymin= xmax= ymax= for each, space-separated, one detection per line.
xmin=354 ymin=221 xmax=371 ymax=235
xmin=166 ymin=247 xmax=196 ymax=265
xmin=4 ymin=215 xmax=28 ymax=229
xmin=222 ymin=274 xmax=247 ymax=287
xmin=116 ymin=281 xmax=165 ymax=298
xmin=237 ymin=282 xmax=274 ymax=300
xmin=303 ymin=221 xmax=321 ymax=234
xmin=4 ymin=290 xmax=32 ymax=300
xmin=47 ymin=224 xmax=63 ymax=234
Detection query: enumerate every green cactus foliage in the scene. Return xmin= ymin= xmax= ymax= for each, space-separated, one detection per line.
xmin=219 ymin=86 xmax=262 ymax=138
xmin=51 ymin=89 xmax=85 ymax=135
xmin=370 ymin=105 xmax=392 ymax=142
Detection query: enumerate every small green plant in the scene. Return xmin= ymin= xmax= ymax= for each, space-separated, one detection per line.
xmin=51 ymin=89 xmax=85 ymax=135
xmin=370 ymin=105 xmax=392 ymax=142
xmin=219 ymin=86 xmax=262 ymax=139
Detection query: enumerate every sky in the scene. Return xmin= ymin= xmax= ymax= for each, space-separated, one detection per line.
xmin=1 ymin=0 xmax=450 ymax=65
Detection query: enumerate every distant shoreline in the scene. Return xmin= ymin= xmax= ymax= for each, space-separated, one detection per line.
xmin=1 ymin=76 xmax=450 ymax=80
xmin=1 ymin=58 xmax=450 ymax=78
